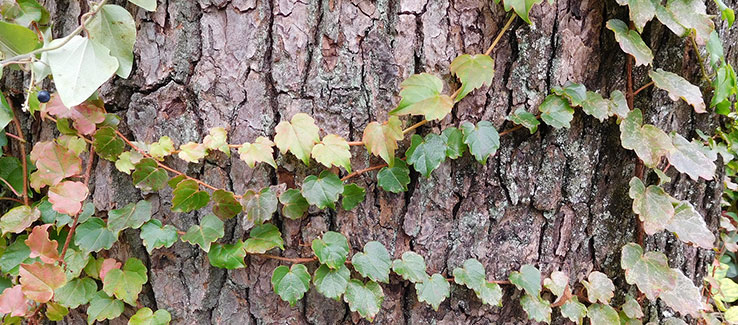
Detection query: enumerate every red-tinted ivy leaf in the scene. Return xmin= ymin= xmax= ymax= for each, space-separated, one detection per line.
xmin=362 ymin=116 xmax=404 ymax=166
xmin=102 ymin=257 xmax=147 ymax=305
xmin=131 ymin=158 xmax=168 ymax=191
xmin=629 ymin=177 xmax=675 ymax=235
xmin=99 ymin=258 xmax=122 ymax=282
xmin=0 ymin=285 xmax=28 ymax=317
xmin=48 ymin=181 xmax=89 ymax=215
xmin=29 ymin=141 xmax=82 ymax=190
xmin=212 ymin=190 xmax=242 ymax=219
xmin=93 ymin=126 xmax=125 ymax=161
xmin=19 ymin=262 xmax=67 ymax=302
xmin=25 ymin=224 xmax=59 ymax=264
xmin=45 ymin=95 xmax=106 ymax=135
xmin=621 ymin=243 xmax=678 ymax=300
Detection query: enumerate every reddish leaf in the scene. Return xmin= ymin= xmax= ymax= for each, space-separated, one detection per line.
xmin=99 ymin=258 xmax=122 ymax=281
xmin=19 ymin=262 xmax=67 ymax=303
xmin=0 ymin=285 xmax=29 ymax=317
xmin=25 ymin=224 xmax=60 ymax=264
xmin=45 ymin=95 xmax=105 ymax=135
xmin=48 ymin=181 xmax=89 ymax=215
xmin=29 ymin=141 xmax=82 ymax=190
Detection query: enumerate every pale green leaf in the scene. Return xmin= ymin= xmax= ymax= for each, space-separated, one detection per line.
xmin=665 ymin=200 xmax=715 ymax=249
xmin=390 ymin=73 xmax=453 ymax=121
xmin=506 ymin=108 xmax=540 ymax=134
xmin=615 ymin=0 xmax=657 ymax=32
xmin=561 ymin=297 xmax=587 ymax=325
xmin=667 ymin=133 xmax=716 ymax=181
xmin=301 ymin=171 xmax=344 ymax=210
xmin=406 ymin=133 xmax=446 ymax=178
xmin=271 ymin=264 xmax=310 ymax=306
xmin=461 ymin=120 xmax=500 ymax=164
xmin=351 ymin=241 xmax=391 ymax=283
xmin=538 ymin=94 xmax=574 ymax=129
xmin=54 ymin=277 xmax=97 ymax=309
xmin=581 ymin=271 xmax=615 ymax=304
xmin=587 ymin=303 xmax=620 ymax=325
xmin=391 ymin=251 xmax=428 ymax=283
xmin=87 ymin=4 xmax=136 ymax=78
xmin=74 ymin=218 xmax=116 ymax=253
xmin=129 ymin=0 xmax=157 ymax=11
xmin=139 ymin=220 xmax=178 ymax=253
xmin=620 ymin=109 xmax=674 ymax=167
xmin=311 ymin=134 xmax=351 ymax=172
xmin=128 ymin=308 xmax=171 ymax=325
xmin=649 ymin=69 xmax=705 ymax=113
xmin=107 ymin=200 xmax=152 ymax=235
xmin=313 ymin=264 xmax=350 ymax=300
xmin=621 ymin=243 xmax=678 ymax=300
xmin=415 ymin=273 xmax=450 ymax=311
xmin=311 ymin=231 xmax=349 ymax=269
xmin=102 ymin=258 xmax=147 ymax=305
xmin=520 ymin=294 xmax=551 ymax=324
xmin=607 ymin=19 xmax=653 ymax=66
xmin=363 ymin=116 xmax=404 ymax=166
xmin=450 ymin=54 xmax=495 ymax=101
xmin=278 ymin=189 xmax=309 ymax=220
xmin=242 ymin=187 xmax=278 ymax=224
xmin=86 ymin=291 xmax=124 ymax=325
xmin=344 ymin=279 xmax=384 ymax=321
xmin=243 ymin=223 xmax=284 ymax=254
xmin=629 ymin=177 xmax=675 ymax=235
xmin=181 ymin=214 xmax=224 ymax=252
xmin=238 ymin=136 xmax=276 ymax=168
xmin=509 ymin=264 xmax=542 ymax=297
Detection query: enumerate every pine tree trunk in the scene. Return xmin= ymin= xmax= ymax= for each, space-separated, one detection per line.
xmin=9 ymin=0 xmax=731 ymax=323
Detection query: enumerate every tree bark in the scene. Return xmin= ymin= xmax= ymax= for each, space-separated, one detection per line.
xmin=9 ymin=0 xmax=732 ymax=323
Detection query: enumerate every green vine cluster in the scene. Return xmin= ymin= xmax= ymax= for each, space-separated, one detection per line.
xmin=0 ymin=0 xmax=736 ymax=324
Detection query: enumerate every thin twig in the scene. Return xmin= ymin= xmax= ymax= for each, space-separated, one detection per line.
xmin=254 ymin=254 xmax=318 ymax=264
xmin=8 ymin=97 xmax=29 ymax=206
xmin=4 ymin=132 xmax=25 ymax=143
xmin=0 ymin=177 xmax=21 ymax=197
xmin=690 ymin=32 xmax=712 ymax=86
xmin=0 ymin=197 xmax=24 ymax=204
xmin=633 ymin=81 xmax=654 ymax=96
xmin=485 ymin=13 xmax=517 ymax=56
xmin=59 ymin=148 xmax=96 ymax=263
xmin=341 ymin=164 xmax=388 ymax=182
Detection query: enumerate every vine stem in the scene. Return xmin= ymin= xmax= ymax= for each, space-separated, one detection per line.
xmin=485 ymin=13 xmax=517 ymax=56
xmin=0 ymin=177 xmax=21 ymax=197
xmin=4 ymin=132 xmax=25 ymax=143
xmin=690 ymin=32 xmax=712 ymax=85
xmin=633 ymin=81 xmax=654 ymax=96
xmin=8 ymin=97 xmax=29 ymax=206
xmin=0 ymin=197 xmax=24 ymax=204
xmin=59 ymin=147 xmax=96 ymax=263
xmin=255 ymin=254 xmax=318 ymax=263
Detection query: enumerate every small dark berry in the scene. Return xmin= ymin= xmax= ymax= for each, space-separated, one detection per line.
xmin=37 ymin=90 xmax=51 ymax=103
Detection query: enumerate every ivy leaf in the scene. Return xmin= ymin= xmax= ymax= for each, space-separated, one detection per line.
xmin=509 ymin=264 xmax=542 ymax=297
xmin=19 ymin=262 xmax=66 ymax=302
xmin=278 ymin=189 xmax=309 ymax=220
xmin=341 ymin=184 xmax=365 ymax=211
xmin=581 ymin=91 xmax=610 ymax=122
xmin=181 ymin=214 xmax=224 ymax=252
xmin=243 ymin=223 xmax=284 ymax=254
xmin=301 ymin=171 xmax=344 ymax=210
xmin=607 ymin=19 xmax=653 ymax=66
xmin=520 ymin=294 xmax=552 ymax=324
xmin=86 ymin=4 xmax=135 ymax=78
xmin=351 ymin=241 xmax=391 ymax=283
xmin=44 ymin=96 xmax=106 ymax=136
xmin=542 ymin=270 xmax=568 ymax=299
xmin=666 ymin=0 xmax=714 ymax=45
xmin=665 ymin=200 xmax=715 ymax=249
xmin=453 ymin=258 xmax=486 ymax=291
xmin=649 ymin=69 xmax=706 ymax=113
xmin=406 ymin=134 xmax=446 ymax=178
xmin=92 ymin=127 xmax=125 ymax=161
xmin=139 ymin=220 xmax=178 ymax=253
xmin=581 ymin=271 xmax=615 ymax=304
xmin=0 ymin=286 xmax=28 ymax=317
xmin=503 ymin=0 xmax=544 ymax=25
xmin=667 ymin=133 xmax=716 ymax=181
xmin=75 ymin=217 xmax=116 ymax=253
xmin=131 ymin=158 xmax=168 ymax=191
xmin=461 ymin=121 xmax=500 ymax=164
xmin=238 ymin=136 xmax=276 ymax=168
xmin=622 ymin=295 xmax=644 ymax=319
xmin=271 ymin=264 xmax=310 ymax=306
xmin=609 ymin=90 xmax=630 ymax=118
xmin=587 ymin=303 xmax=620 ymax=324
xmin=415 ymin=273 xmax=450 ymax=311
xmin=714 ymin=0 xmax=735 ymax=27
xmin=506 ymin=108 xmax=540 ymax=134
xmin=149 ymin=136 xmax=175 ymax=160
xmin=242 ymin=187 xmax=278 ymax=224
xmin=377 ymin=159 xmax=411 ymax=193
xmin=29 ymin=140 xmax=81 ymax=190
xmin=538 ymin=94 xmax=575 ymax=129
xmin=0 ymin=236 xmax=30 ymax=274
xmin=129 ymin=0 xmax=157 ymax=11
xmin=0 ymin=157 xmax=23 ymax=195
xmin=0 ymin=206 xmax=40 ymax=235
xmin=362 ymin=116 xmax=404 ymax=166
xmin=658 ymin=268 xmax=705 ymax=317
xmin=311 ymin=134 xmax=352 ymax=172
xmin=629 ymin=177 xmax=675 ymax=235
xmin=312 ymin=231 xmax=349 ymax=269
xmin=561 ymin=297 xmax=587 ymax=325
xmin=344 ymin=279 xmax=384 ymax=321
xmin=440 ymin=127 xmax=466 ymax=159
xmin=621 ymin=243 xmax=678 ymax=300
xmin=46 ymin=35 xmax=119 ymax=107
xmin=202 ymin=127 xmax=230 ymax=156
xmin=313 ymin=264 xmax=350 ymax=300
xmin=63 ymin=248 xmax=90 ymax=281
xmin=86 ymin=291 xmax=124 ymax=325
xmin=129 ymin=308 xmax=172 ymax=325
xmin=54 ymin=277 xmax=97 ymax=308
xmin=274 ymin=113 xmax=320 ymax=165
xmin=477 ymin=282 xmax=503 ymax=306
xmin=620 ymin=109 xmax=674 ymax=167
xmin=712 ymin=63 xmax=737 ymax=109
xmin=58 ymin=135 xmax=87 ymax=156
xmin=552 ymin=82 xmax=588 ymax=106
xmin=48 ymin=181 xmax=89 ymax=215
xmin=25 ymin=224 xmax=59 ymax=264
xmin=208 ymin=241 xmax=247 ymax=269
xmin=390 ymin=73 xmax=453 ymax=121
xmin=212 ymin=190 xmax=242 ymax=219
xmin=99 ymin=258 xmax=121 ymax=281
xmin=450 ymin=54 xmax=495 ymax=101
xmin=107 ymin=200 xmax=152 ymax=235
xmin=102 ymin=257 xmax=147 ymax=305
xmin=171 ymin=179 xmax=210 ymax=213
xmin=115 ymin=151 xmax=142 ymax=174
xmin=391 ymin=251 xmax=429 ymax=283
xmin=614 ymin=0 xmax=656 ymax=32
xmin=177 ymin=142 xmax=206 ymax=163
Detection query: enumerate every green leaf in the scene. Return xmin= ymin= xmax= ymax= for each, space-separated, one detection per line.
xmin=450 ymin=54 xmax=495 ymax=101
xmin=391 ymin=251 xmax=428 ymax=283
xmin=587 ymin=303 xmax=620 ymax=324
xmin=665 ymin=200 xmax=715 ymax=249
xmin=311 ymin=134 xmax=352 ymax=172
xmin=0 ymin=236 xmax=30 ymax=275
xmin=74 ymin=218 xmax=116 ymax=253
xmin=461 ymin=120 xmax=500 ymax=164
xmin=46 ymin=36 xmax=119 ymax=107
xmin=54 ymin=277 xmax=97 ymax=308
xmin=208 ymin=241 xmax=247 ymax=269
xmin=667 ymin=133 xmax=716 ymax=181
xmin=311 ymin=231 xmax=349 ymax=269
xmin=278 ymin=189 xmax=309 ymax=220
xmin=362 ymin=116 xmax=404 ymax=166
xmin=344 ymin=279 xmax=384 ymax=321
xmin=509 ymin=264 xmax=542 ymax=297
xmin=520 ymin=293 xmax=551 ymax=323
xmin=581 ymin=91 xmax=610 ymax=122
xmin=581 ymin=271 xmax=615 ymax=304
xmin=242 ymin=187 xmax=278 ymax=224
xmin=552 ymin=82 xmax=587 ymax=106
xmin=0 ymin=206 xmax=40 ymax=235
xmin=503 ymin=0 xmax=544 ymax=25
xmin=243 ymin=223 xmax=284 ymax=254
xmin=341 ymin=184 xmax=365 ymax=211
xmin=102 ymin=258 xmax=147 ymax=305
xmin=506 ymin=108 xmax=540 ymax=134
xmin=0 ymin=21 xmax=39 ymax=57
xmin=301 ymin=171 xmax=344 ymax=210
xmin=614 ymin=0 xmax=656 ymax=32
xmin=62 ymin=248 xmax=90 ymax=281
xmin=313 ymin=264 xmax=350 ymax=300
xmin=93 ymin=127 xmax=125 ymax=161
xmin=149 ymin=136 xmax=175 ymax=160
xmin=131 ymin=158 xmax=168 ymax=191
xmin=658 ymin=268 xmax=704 ymax=317
xmin=139 ymin=220 xmax=178 ymax=253
xmin=0 ymin=157 xmax=23 ymax=195
xmin=714 ymin=0 xmax=735 ymax=27
xmin=390 ymin=73 xmax=453 ymax=121
xmin=211 ymin=190 xmax=242 ymax=219
xmin=351 ymin=241 xmax=391 ymax=283
xmin=107 ymin=200 xmax=152 ymax=235
xmin=712 ymin=63 xmax=737 ymax=108
xmin=129 ymin=0 xmax=157 ymax=11
xmin=377 ymin=159 xmax=410 ymax=193
xmin=128 ymin=308 xmax=172 ymax=325
xmin=606 ymin=19 xmax=653 ymax=66
xmin=477 ymin=281 xmax=503 ymax=306
xmin=171 ymin=179 xmax=210 ymax=213
xmin=86 ymin=291 xmax=124 ymax=325
xmin=453 ymin=258 xmax=486 ymax=291
xmin=181 ymin=214 xmax=224 ymax=252
xmin=415 ymin=273 xmax=450 ymax=311
xmin=538 ymin=94 xmax=575 ymax=129
xmin=622 ymin=295 xmax=644 ymax=319
xmin=46 ymin=302 xmax=69 ymax=321
xmin=620 ymin=243 xmax=678 ymax=300
xmin=666 ymin=0 xmax=715 ymax=45
xmin=629 ymin=177 xmax=675 ymax=235
xmin=87 ymin=4 xmax=136 ymax=78
xmin=649 ymin=69 xmax=705 ymax=113
xmin=706 ymin=31 xmax=724 ymax=68
xmin=406 ymin=133 xmax=446 ymax=177
xmin=542 ymin=270 xmax=568 ymax=299
xmin=609 ymin=90 xmax=629 ymax=118
xmin=561 ymin=297 xmax=587 ymax=325
xmin=440 ymin=127 xmax=466 ymax=159
xmin=271 ymin=264 xmax=310 ymax=306
xmin=620 ymin=109 xmax=674 ymax=167
xmin=274 ymin=113 xmax=320 ymax=165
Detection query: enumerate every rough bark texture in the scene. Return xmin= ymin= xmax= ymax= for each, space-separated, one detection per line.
xmin=4 ymin=0 xmax=735 ymax=323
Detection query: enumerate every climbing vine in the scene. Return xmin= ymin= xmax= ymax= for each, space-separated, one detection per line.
xmin=0 ymin=0 xmax=735 ymax=324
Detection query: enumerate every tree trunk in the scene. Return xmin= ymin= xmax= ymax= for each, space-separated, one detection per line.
xmin=10 ymin=0 xmax=731 ymax=323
